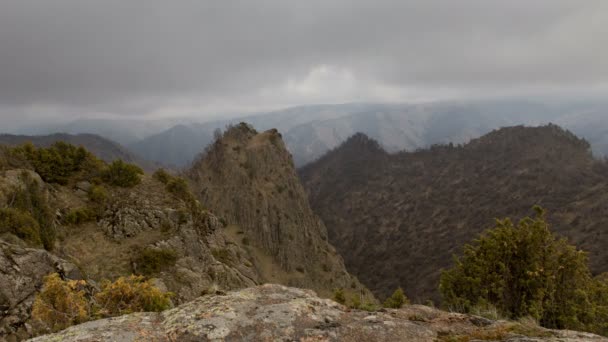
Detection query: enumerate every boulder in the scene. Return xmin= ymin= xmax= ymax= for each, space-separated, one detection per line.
xmin=28 ymin=284 xmax=608 ymax=342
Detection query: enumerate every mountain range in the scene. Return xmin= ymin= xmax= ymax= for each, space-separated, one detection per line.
xmin=300 ymin=124 xmax=608 ymax=303
xmin=127 ymin=99 xmax=608 ymax=167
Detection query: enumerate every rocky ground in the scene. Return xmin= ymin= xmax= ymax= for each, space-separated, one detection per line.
xmin=29 ymin=284 xmax=608 ymax=342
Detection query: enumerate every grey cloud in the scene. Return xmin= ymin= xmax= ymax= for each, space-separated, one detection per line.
xmin=0 ymin=0 xmax=606 ymax=118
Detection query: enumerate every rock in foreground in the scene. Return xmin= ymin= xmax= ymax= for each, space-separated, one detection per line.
xmin=29 ymin=284 xmax=606 ymax=342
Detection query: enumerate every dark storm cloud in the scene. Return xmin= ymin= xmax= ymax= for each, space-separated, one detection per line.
xmin=0 ymin=0 xmax=606 ymax=118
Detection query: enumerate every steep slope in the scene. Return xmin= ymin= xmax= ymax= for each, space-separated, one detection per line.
xmin=31 ymin=284 xmax=608 ymax=342
xmin=188 ymin=123 xmax=371 ymax=299
xmin=0 ymin=133 xmax=153 ymax=170
xmin=300 ymin=124 xmax=608 ymax=302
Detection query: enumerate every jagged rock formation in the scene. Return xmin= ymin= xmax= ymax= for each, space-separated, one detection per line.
xmin=29 ymin=284 xmax=608 ymax=342
xmin=188 ymin=123 xmax=371 ymax=299
xmin=300 ymin=124 xmax=608 ymax=302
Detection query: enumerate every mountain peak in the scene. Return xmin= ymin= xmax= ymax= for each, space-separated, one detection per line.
xmin=189 ymin=124 xmax=372 ymax=298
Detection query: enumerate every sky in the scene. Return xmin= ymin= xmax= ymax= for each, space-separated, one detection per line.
xmin=0 ymin=0 xmax=607 ymax=129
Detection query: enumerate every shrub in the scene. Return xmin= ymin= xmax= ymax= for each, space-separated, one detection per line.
xmin=102 ymin=160 xmax=143 ymax=187
xmin=439 ymin=206 xmax=608 ymax=334
xmin=87 ymin=185 xmax=108 ymax=204
xmin=94 ymin=275 xmax=172 ymax=316
xmin=333 ymin=288 xmax=346 ymax=305
xmin=13 ymin=142 xmax=102 ymax=185
xmin=63 ymin=207 xmax=98 ymax=225
xmin=166 ymin=177 xmax=190 ymax=200
xmin=0 ymin=208 xmax=41 ymax=245
xmin=383 ymin=287 xmax=409 ymax=309
xmin=9 ymin=173 xmax=55 ymax=250
xmin=32 ymin=273 xmax=172 ymax=331
xmin=134 ymin=248 xmax=178 ymax=276
xmin=31 ymin=273 xmax=90 ymax=332
xmin=152 ymin=168 xmax=171 ymax=184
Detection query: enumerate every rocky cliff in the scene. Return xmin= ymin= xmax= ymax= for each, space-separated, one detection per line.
xmin=188 ymin=123 xmax=371 ymax=299
xmin=29 ymin=284 xmax=607 ymax=342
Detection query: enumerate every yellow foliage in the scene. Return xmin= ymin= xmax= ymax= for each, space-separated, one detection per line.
xmin=32 ymin=273 xmax=172 ymax=332
xmin=31 ymin=273 xmax=90 ymax=332
xmin=94 ymin=275 xmax=172 ymax=317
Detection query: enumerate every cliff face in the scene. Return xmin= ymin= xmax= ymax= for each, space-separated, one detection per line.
xmin=30 ymin=284 xmax=608 ymax=342
xmin=189 ymin=123 xmax=371 ymax=298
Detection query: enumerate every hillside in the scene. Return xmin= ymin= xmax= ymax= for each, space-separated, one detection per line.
xmin=300 ymin=124 xmax=608 ymax=303
xmin=0 ymin=147 xmax=258 ymax=340
xmin=188 ymin=123 xmax=371 ymax=299
xmin=0 ymin=133 xmax=154 ymax=170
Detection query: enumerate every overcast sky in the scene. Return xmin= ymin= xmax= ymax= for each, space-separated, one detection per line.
xmin=0 ymin=0 xmax=607 ymax=128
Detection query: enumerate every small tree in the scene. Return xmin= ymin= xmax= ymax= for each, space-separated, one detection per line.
xmin=102 ymin=160 xmax=143 ymax=187
xmin=383 ymin=287 xmax=408 ymax=309
xmin=439 ymin=207 xmax=604 ymax=332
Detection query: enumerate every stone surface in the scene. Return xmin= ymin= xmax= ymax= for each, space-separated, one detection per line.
xmin=28 ymin=284 xmax=608 ymax=342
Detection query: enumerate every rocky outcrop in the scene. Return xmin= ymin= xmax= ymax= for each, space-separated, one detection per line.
xmin=0 ymin=240 xmax=81 ymax=341
xmin=188 ymin=123 xmax=371 ymax=299
xmin=29 ymin=284 xmax=607 ymax=342
xmin=68 ymin=176 xmax=258 ymax=303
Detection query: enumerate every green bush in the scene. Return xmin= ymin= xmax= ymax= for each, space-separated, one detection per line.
xmin=87 ymin=185 xmax=108 ymax=204
xmin=102 ymin=160 xmax=143 ymax=187
xmin=13 ymin=142 xmax=102 ymax=185
xmin=63 ymin=207 xmax=98 ymax=225
xmin=439 ymin=206 xmax=608 ymax=335
xmin=383 ymin=287 xmax=409 ymax=309
xmin=134 ymin=248 xmax=178 ymax=275
xmin=0 ymin=208 xmax=42 ymax=245
xmin=9 ymin=173 xmax=55 ymax=250
xmin=333 ymin=288 xmax=346 ymax=305
xmin=166 ymin=177 xmax=190 ymax=200
xmin=152 ymin=168 xmax=171 ymax=184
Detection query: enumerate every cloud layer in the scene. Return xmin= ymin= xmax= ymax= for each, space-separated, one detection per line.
xmin=0 ymin=0 xmax=606 ymax=124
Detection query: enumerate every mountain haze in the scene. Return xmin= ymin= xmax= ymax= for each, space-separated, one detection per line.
xmin=121 ymin=100 xmax=608 ymax=168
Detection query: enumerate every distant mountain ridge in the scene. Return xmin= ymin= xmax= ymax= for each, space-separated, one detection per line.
xmin=300 ymin=124 xmax=608 ymax=302
xmin=127 ymin=100 xmax=608 ymax=168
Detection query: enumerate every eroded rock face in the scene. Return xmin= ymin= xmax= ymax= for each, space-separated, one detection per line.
xmin=189 ymin=124 xmax=371 ymax=298
xmin=28 ymin=284 xmax=608 ymax=342
xmin=94 ymin=178 xmax=258 ymax=303
xmin=0 ymin=240 xmax=80 ymax=341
